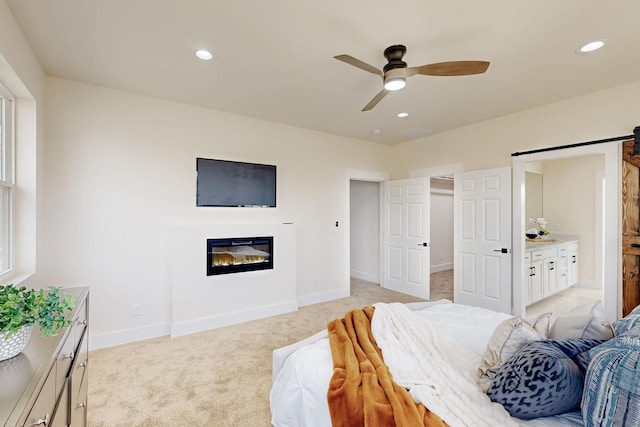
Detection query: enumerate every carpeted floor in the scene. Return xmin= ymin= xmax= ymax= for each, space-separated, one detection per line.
xmin=88 ymin=277 xmax=449 ymax=427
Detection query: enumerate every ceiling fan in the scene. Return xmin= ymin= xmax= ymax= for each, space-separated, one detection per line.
xmin=334 ymin=44 xmax=490 ymax=111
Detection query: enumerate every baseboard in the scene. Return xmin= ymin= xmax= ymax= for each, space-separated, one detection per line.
xmin=89 ymin=322 xmax=171 ymax=351
xmin=431 ymin=263 xmax=453 ymax=274
xmin=169 ymin=300 xmax=298 ymax=338
xmin=298 ymin=287 xmax=350 ymax=307
xmin=89 ymin=300 xmax=299 ymax=349
xmin=350 ymin=269 xmax=379 ymax=283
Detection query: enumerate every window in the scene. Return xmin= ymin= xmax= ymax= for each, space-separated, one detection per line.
xmin=0 ymin=83 xmax=14 ymax=274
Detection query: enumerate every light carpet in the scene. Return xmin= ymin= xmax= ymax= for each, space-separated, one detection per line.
xmin=88 ymin=278 xmax=449 ymax=427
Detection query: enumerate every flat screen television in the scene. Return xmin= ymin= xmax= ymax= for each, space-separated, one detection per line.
xmin=196 ymin=158 xmax=277 ymax=207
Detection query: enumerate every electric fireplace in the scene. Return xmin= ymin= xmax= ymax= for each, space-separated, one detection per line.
xmin=207 ymin=236 xmax=273 ymax=276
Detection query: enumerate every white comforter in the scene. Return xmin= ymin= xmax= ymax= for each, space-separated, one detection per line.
xmin=270 ymin=301 xmax=585 ymax=427
xmin=371 ymin=302 xmax=517 ymax=427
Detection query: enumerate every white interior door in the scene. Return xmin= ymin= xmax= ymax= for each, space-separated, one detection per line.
xmin=382 ymin=178 xmax=430 ymax=299
xmin=454 ymin=167 xmax=512 ymax=313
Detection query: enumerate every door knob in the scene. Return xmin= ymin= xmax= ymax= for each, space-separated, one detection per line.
xmin=493 ymin=248 xmax=510 ymax=253
xmin=417 ymin=242 xmax=430 ymax=247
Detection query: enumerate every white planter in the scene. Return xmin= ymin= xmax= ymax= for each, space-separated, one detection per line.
xmin=0 ymin=325 xmax=33 ymax=361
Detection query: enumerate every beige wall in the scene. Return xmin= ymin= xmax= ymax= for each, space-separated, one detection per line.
xmin=43 ymin=77 xmax=388 ymax=340
xmin=39 ymin=76 xmax=640 ymax=345
xmin=542 ymin=155 xmax=604 ymax=287
xmin=386 ymin=80 xmax=640 ymax=177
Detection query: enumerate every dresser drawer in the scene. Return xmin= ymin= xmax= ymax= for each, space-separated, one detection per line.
xmin=71 ymin=369 xmax=88 ymax=427
xmin=50 ymin=378 xmax=69 ymax=427
xmin=55 ymin=332 xmax=76 ymax=396
xmin=70 ymin=330 xmax=89 ymax=408
xmin=72 ymin=301 xmax=88 ymax=346
xmin=22 ymin=368 xmax=56 ymax=427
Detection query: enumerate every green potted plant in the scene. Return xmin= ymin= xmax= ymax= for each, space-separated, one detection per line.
xmin=0 ymin=284 xmax=75 ymax=361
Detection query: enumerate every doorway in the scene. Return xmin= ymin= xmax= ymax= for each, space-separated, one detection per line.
xmin=349 ymin=179 xmax=381 ymax=284
xmin=348 ymin=175 xmax=454 ymax=301
xmin=512 ymin=142 xmax=620 ymax=322
xmin=430 ymin=176 xmax=454 ymax=301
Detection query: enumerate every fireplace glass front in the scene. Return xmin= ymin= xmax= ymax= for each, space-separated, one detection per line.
xmin=207 ymin=236 xmax=273 ymax=276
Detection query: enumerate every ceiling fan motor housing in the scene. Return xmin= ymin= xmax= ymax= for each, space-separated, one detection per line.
xmin=383 ymin=44 xmax=408 ymax=72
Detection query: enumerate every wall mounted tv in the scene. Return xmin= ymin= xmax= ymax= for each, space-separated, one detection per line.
xmin=196 ymin=158 xmax=277 ymax=207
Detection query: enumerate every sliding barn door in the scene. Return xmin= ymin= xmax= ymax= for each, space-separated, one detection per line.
xmin=622 ymin=139 xmax=640 ymax=316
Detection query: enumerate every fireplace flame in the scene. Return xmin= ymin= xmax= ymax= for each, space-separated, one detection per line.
xmin=211 ymin=245 xmax=270 ymax=267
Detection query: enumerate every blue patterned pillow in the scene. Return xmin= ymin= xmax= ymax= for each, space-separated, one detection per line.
xmin=612 ymin=304 xmax=640 ymax=335
xmin=487 ymin=339 xmax=602 ymax=419
xmin=582 ymin=331 xmax=640 ymax=426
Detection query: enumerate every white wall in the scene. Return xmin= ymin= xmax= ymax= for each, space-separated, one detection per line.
xmin=42 ymin=77 xmax=388 ymax=345
xmin=169 ymin=223 xmax=297 ymax=338
xmin=349 ymin=180 xmax=380 ymax=283
xmin=430 ymin=191 xmax=453 ymax=272
xmin=0 ymin=1 xmax=45 ymax=285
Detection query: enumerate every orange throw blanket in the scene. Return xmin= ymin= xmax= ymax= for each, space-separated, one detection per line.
xmin=327 ymin=306 xmax=448 ymax=427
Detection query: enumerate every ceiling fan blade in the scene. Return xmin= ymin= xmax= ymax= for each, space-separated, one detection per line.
xmin=334 ymin=54 xmax=383 ymax=77
xmin=362 ymin=89 xmax=388 ymax=111
xmin=408 ymin=61 xmax=490 ymax=77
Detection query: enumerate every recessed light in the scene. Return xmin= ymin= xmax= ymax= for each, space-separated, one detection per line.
xmin=577 ymin=40 xmax=606 ymax=53
xmin=397 ymin=112 xmax=409 ymax=118
xmin=195 ymin=49 xmax=215 ymax=60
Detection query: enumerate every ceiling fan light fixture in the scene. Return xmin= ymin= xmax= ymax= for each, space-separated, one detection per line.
xmin=384 ymin=77 xmax=406 ymax=91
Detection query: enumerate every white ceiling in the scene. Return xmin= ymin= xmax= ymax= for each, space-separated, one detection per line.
xmin=6 ymin=0 xmax=640 ymax=145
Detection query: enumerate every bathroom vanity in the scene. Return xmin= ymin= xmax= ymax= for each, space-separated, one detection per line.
xmin=524 ymin=237 xmax=579 ymax=305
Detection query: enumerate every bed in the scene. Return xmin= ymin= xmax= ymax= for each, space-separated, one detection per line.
xmin=270 ymin=299 xmax=638 ymax=427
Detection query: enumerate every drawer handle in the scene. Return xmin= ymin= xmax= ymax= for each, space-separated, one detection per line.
xmin=32 ymin=414 xmax=49 ymax=426
xmin=63 ymin=351 xmax=75 ymax=360
xmin=78 ymin=319 xmax=88 ymax=326
xmin=78 ymin=401 xmax=87 ymax=408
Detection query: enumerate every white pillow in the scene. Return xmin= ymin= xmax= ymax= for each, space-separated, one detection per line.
xmin=525 ymin=312 xmax=552 ymax=338
xmin=477 ymin=316 xmax=545 ymax=386
xmin=549 ymin=301 xmax=613 ymax=340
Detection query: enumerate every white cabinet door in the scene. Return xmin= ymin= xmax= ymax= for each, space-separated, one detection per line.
xmin=557 ymin=244 xmax=568 ymax=290
xmin=568 ymin=242 xmax=579 ymax=287
xmin=530 ymin=259 xmax=544 ymax=303
xmin=544 ymin=257 xmax=558 ymax=296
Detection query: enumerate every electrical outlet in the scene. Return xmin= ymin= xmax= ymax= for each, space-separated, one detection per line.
xmin=133 ymin=304 xmax=142 ymax=316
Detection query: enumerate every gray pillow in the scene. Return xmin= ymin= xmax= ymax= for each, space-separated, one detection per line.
xmin=487 ymin=339 xmax=601 ymax=420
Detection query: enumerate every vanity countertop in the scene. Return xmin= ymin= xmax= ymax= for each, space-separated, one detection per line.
xmin=525 ymin=234 xmax=579 ymax=252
